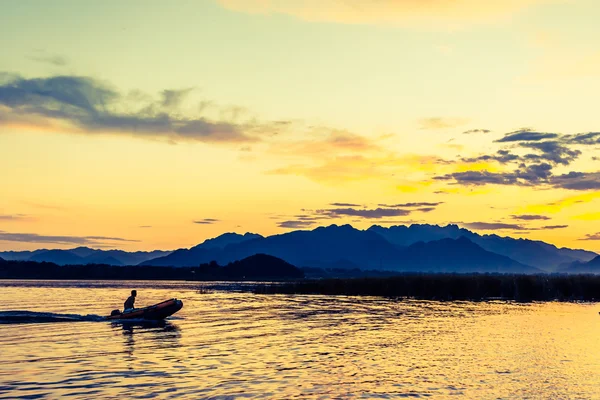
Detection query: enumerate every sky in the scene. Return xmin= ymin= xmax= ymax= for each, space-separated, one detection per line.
xmin=1 ymin=0 xmax=600 ymax=252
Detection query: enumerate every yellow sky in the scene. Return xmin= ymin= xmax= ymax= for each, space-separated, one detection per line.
xmin=0 ymin=0 xmax=599 ymax=252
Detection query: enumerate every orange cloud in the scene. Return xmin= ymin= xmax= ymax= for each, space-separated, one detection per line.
xmin=269 ymin=153 xmax=449 ymax=184
xmin=419 ymin=117 xmax=469 ymax=130
xmin=271 ymin=128 xmax=382 ymax=159
xmin=217 ymin=0 xmax=556 ymax=29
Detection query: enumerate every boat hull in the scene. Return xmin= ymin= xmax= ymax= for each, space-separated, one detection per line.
xmin=106 ymin=298 xmax=183 ymax=321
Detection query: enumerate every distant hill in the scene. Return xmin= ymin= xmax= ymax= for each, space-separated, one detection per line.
xmin=0 ymin=247 xmax=172 ymax=266
xmin=368 ymin=224 xmax=469 ymax=247
xmin=29 ymin=250 xmax=83 ymax=265
xmin=141 ymin=232 xmax=263 ymax=267
xmin=221 ymin=254 xmax=303 ymax=279
xmin=141 ymin=225 xmax=538 ymax=274
xmin=0 ymin=254 xmax=303 ymax=281
xmin=3 ymin=223 xmax=597 ymax=275
xmin=0 ymin=249 xmax=48 ymax=261
xmin=369 ymin=224 xmax=596 ymax=271
xmin=196 ymin=232 xmax=264 ymax=250
xmin=143 ymin=225 xmax=403 ymax=269
xmin=395 ymin=237 xmax=539 ymax=273
xmin=560 ymin=255 xmax=600 ymax=274
xmin=222 ymin=225 xmax=402 ymax=269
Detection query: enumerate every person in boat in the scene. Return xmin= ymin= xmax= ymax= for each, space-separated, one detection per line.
xmin=124 ymin=290 xmax=137 ymax=311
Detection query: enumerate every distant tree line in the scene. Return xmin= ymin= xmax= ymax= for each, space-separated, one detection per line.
xmin=0 ymin=254 xmax=303 ymax=281
xmin=254 ymin=274 xmax=600 ymax=302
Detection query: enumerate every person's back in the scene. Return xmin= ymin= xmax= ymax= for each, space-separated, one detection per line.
xmin=124 ymin=289 xmax=137 ymax=310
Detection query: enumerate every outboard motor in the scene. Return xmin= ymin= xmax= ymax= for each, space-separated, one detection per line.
xmin=110 ymin=309 xmax=121 ymax=316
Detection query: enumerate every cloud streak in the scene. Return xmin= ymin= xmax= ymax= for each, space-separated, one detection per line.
xmin=511 ymin=214 xmax=551 ymax=221
xmin=462 ymin=222 xmax=529 ymax=230
xmin=217 ymin=0 xmax=554 ymax=29
xmin=0 ymin=230 xmax=139 ymax=246
xmin=579 ymin=232 xmax=600 ymax=241
xmin=378 ymin=202 xmax=443 ymax=208
xmin=278 ymin=220 xmax=316 ymax=229
xmin=419 ymin=117 xmax=468 ymax=130
xmin=0 ymin=214 xmax=29 ymax=221
xmin=0 ymin=74 xmax=270 ymax=144
xmin=495 ymin=129 xmax=559 ymax=143
xmin=193 ymin=219 xmax=220 ymax=225
xmin=27 ymin=54 xmax=68 ymax=67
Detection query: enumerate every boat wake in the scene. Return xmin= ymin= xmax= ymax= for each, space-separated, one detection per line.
xmin=0 ymin=311 xmax=106 ymax=324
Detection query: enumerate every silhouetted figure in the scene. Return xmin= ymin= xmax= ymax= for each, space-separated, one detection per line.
xmin=124 ymin=290 xmax=137 ymax=310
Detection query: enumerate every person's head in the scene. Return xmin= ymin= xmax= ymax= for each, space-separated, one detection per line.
xmin=131 ymin=290 xmax=137 ymax=297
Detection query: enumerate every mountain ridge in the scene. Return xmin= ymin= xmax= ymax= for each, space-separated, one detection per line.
xmin=2 ymin=224 xmax=597 ymax=274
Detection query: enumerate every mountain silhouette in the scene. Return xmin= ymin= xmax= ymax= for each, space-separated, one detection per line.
xmin=0 ymin=247 xmax=171 ymax=266
xmin=3 ymin=223 xmax=597 ymax=274
xmin=195 ymin=232 xmax=264 ymax=250
xmin=369 ymin=224 xmax=595 ymax=270
xmin=29 ymin=250 xmax=83 ymax=265
xmin=560 ymin=255 xmax=600 ymax=273
xmin=141 ymin=224 xmax=543 ymax=273
xmin=143 ymin=224 xmax=403 ymax=269
xmin=368 ymin=224 xmax=469 ymax=246
xmin=395 ymin=236 xmax=539 ymax=273
xmin=221 ymin=254 xmax=303 ymax=279
xmin=139 ymin=232 xmax=262 ymax=267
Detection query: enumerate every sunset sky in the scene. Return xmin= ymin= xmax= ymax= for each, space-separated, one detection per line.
xmin=1 ymin=0 xmax=599 ymax=252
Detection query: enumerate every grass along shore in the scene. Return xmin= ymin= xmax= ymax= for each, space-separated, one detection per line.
xmin=254 ymin=273 xmax=600 ymax=302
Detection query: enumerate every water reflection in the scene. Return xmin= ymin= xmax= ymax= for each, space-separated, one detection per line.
xmin=2 ymin=284 xmax=600 ymax=399
xmin=109 ymin=321 xmax=181 ymax=368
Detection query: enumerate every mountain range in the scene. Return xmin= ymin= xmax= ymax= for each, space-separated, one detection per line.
xmin=558 ymin=255 xmax=600 ymax=274
xmin=0 ymin=247 xmax=171 ymax=266
xmin=1 ymin=224 xmax=597 ymax=274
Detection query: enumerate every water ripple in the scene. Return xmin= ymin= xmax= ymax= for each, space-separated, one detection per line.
xmin=1 ymin=280 xmax=600 ymax=398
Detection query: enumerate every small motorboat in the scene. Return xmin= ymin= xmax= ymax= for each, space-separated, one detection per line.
xmin=106 ymin=298 xmax=183 ymax=321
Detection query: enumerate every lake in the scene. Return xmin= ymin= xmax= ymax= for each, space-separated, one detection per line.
xmin=1 ymin=280 xmax=600 ymax=399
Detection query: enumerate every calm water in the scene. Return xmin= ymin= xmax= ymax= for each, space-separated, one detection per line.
xmin=1 ymin=280 xmax=600 ymax=399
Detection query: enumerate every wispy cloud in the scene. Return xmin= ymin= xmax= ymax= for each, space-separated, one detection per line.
xmin=314 ymin=205 xmax=439 ymax=219
xmin=495 ymin=129 xmax=559 ymax=142
xmin=0 ymin=74 xmax=278 ymax=144
xmin=27 ymin=53 xmax=68 ymax=67
xmin=461 ymin=221 xmax=567 ymax=231
xmin=419 ymin=117 xmax=468 ymax=130
xmin=217 ymin=0 xmax=554 ymax=29
xmin=463 ymin=129 xmax=491 ymax=134
xmin=511 ymin=214 xmax=551 ymax=221
xmin=0 ymin=230 xmax=139 ymax=246
xmin=193 ymin=219 xmax=220 ymax=225
xmin=462 ymin=222 xmax=528 ymax=230
xmin=579 ymin=232 xmax=600 ymax=241
xmin=0 ymin=214 xmax=29 ymax=221
xmin=378 ymin=202 xmax=443 ymax=208
xmin=317 ymin=207 xmax=412 ymax=219
xmin=541 ymin=225 xmax=568 ymax=230
xmin=278 ymin=220 xmax=317 ymax=229
xmin=564 ymin=131 xmax=600 ymax=146
xmin=330 ymin=202 xmax=361 ymax=207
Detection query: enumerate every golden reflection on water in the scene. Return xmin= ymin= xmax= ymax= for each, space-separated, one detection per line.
xmin=1 ymin=280 xmax=600 ymax=399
